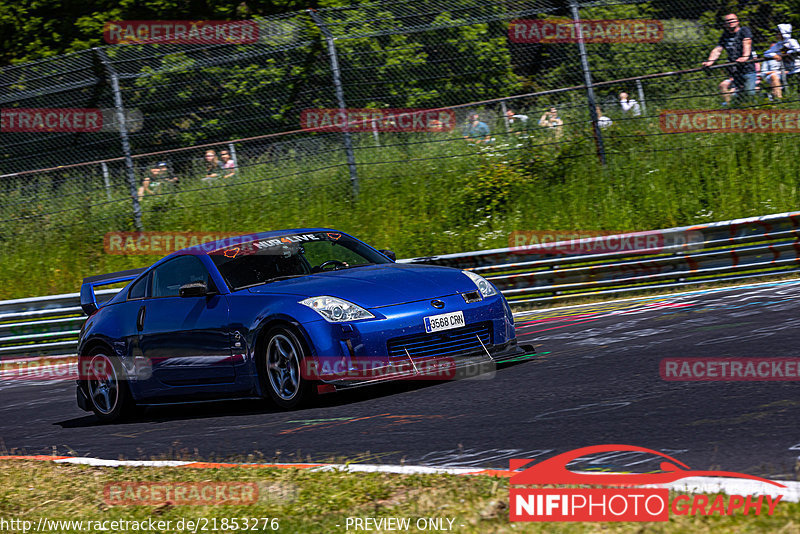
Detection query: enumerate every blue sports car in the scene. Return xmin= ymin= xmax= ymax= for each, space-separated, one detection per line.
xmin=76 ymin=229 xmax=533 ymax=422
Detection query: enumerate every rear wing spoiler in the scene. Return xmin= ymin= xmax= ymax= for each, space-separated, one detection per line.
xmin=80 ymin=268 xmax=147 ymax=315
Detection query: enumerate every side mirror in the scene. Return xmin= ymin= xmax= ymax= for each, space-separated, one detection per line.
xmin=179 ymin=281 xmax=209 ymax=298
xmin=379 ymin=249 xmax=396 ymax=262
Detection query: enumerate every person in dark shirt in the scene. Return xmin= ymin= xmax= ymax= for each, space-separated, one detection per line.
xmin=702 ymin=13 xmax=756 ymax=104
xmin=202 ymin=150 xmax=221 ymax=181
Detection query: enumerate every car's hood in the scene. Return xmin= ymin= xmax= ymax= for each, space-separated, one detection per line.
xmin=246 ymin=263 xmax=477 ymax=308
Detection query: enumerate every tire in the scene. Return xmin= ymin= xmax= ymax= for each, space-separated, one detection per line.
xmin=81 ymin=349 xmax=135 ymax=423
xmin=259 ymin=326 xmax=314 ymax=409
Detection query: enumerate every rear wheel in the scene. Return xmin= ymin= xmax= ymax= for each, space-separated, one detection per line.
xmin=260 ymin=326 xmax=314 ymax=409
xmin=82 ymin=350 xmax=134 ymax=423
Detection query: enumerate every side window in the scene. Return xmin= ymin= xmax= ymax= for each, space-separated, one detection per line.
xmin=151 ymin=256 xmax=210 ymax=298
xmin=128 ymin=273 xmax=150 ymax=300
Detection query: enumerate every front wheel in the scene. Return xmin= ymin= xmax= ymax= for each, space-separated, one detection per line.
xmin=81 ymin=350 xmax=134 ymax=423
xmin=260 ymin=326 xmax=314 ymax=409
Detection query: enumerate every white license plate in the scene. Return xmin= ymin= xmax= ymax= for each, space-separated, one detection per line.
xmin=424 ymin=311 xmax=465 ymax=333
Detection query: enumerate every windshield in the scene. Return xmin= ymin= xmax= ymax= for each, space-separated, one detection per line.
xmin=209 ymin=231 xmax=391 ymax=291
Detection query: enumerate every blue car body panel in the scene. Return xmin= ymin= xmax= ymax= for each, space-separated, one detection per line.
xmin=77 ymin=228 xmax=526 ymax=406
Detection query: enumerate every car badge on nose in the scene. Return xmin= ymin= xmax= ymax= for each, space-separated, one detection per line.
xmin=431 ymin=300 xmax=445 ymax=309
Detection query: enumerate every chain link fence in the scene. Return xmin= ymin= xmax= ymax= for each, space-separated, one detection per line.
xmin=1 ymin=0 xmax=798 ymax=242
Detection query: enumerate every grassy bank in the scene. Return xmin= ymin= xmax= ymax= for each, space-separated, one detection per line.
xmin=1 ymin=114 xmax=799 ymax=300
xmin=0 ymin=460 xmax=796 ymax=533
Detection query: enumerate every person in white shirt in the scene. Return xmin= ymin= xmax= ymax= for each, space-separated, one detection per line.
xmin=619 ymin=92 xmax=641 ymax=116
xmin=762 ymin=24 xmax=800 ymax=99
xmin=505 ymin=109 xmax=529 ymax=134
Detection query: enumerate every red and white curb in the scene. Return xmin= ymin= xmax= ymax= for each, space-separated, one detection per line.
xmin=1 ymin=455 xmax=798 ymax=502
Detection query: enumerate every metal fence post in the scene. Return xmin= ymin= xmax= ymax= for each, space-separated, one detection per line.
xmin=569 ymin=0 xmax=606 ymax=165
xmin=500 ymin=100 xmax=510 ymax=133
xmin=100 ymin=162 xmax=112 ymax=200
xmin=308 ymin=9 xmax=359 ymax=200
xmin=635 ymin=79 xmax=647 ymax=114
xmin=94 ymin=47 xmax=143 ymax=231
xmin=371 ymin=118 xmax=380 ymax=146
xmin=227 ymin=142 xmax=239 ymax=168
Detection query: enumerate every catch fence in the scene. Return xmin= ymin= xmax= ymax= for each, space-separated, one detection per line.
xmin=1 ymin=0 xmax=798 ymax=239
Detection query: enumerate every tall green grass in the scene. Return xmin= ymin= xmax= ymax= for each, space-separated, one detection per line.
xmin=1 ymin=116 xmax=799 ymax=300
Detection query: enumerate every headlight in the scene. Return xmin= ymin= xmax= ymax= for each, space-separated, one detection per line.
xmin=462 ymin=270 xmax=497 ymax=297
xmin=299 ymin=296 xmax=375 ymax=322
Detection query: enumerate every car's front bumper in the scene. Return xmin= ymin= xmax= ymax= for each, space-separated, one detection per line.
xmin=296 ymin=292 xmax=532 ymax=388
xmin=320 ymin=339 xmax=536 ymax=390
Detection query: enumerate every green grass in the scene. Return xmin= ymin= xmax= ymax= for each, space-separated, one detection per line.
xmin=1 ymin=106 xmax=799 ymax=300
xmin=0 ymin=460 xmax=797 ymax=533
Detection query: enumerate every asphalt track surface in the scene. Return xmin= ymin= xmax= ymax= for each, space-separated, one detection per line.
xmin=2 ymin=280 xmax=799 ymax=478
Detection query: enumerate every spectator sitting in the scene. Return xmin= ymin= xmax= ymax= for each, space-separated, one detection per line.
xmin=202 ymin=150 xmax=221 ymax=181
xmin=463 ymin=113 xmax=491 ymax=144
xmin=137 ymin=162 xmax=175 ymax=200
xmin=428 ymin=117 xmax=444 ymax=132
xmin=538 ymin=107 xmax=564 ymax=139
xmin=137 ymin=174 xmax=156 ymax=201
xmin=762 ymin=24 xmax=800 ymax=99
xmin=702 ymin=12 xmax=757 ymax=105
xmin=596 ymin=106 xmax=613 ymax=128
xmin=619 ymin=92 xmax=641 ymax=116
xmin=505 ymin=109 xmax=529 ymax=134
xmin=761 ymin=51 xmax=785 ymax=100
xmin=155 ymin=161 xmax=178 ymax=184
xmin=219 ymin=149 xmax=237 ymax=179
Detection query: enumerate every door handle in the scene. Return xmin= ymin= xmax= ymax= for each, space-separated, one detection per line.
xmin=137 ymin=305 xmax=146 ymax=331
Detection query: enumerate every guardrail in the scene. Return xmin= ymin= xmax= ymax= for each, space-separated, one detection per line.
xmin=403 ymin=211 xmax=800 ymax=305
xmin=2 ymin=211 xmax=800 ymax=360
xmin=0 ymin=289 xmax=119 ymax=360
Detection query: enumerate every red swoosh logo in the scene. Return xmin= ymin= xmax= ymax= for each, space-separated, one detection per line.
xmin=509 ymin=445 xmax=786 ymax=488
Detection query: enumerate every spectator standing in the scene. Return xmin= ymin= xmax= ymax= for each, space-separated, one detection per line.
xmin=702 ymin=13 xmax=757 ymax=104
xmin=219 ymin=149 xmax=237 ymax=179
xmin=202 ymin=150 xmax=221 ymax=181
xmin=619 ymin=92 xmax=641 ymax=116
xmin=538 ymin=107 xmax=564 ymax=139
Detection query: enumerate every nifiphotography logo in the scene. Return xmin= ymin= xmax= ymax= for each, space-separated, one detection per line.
xmin=509 ymin=445 xmax=785 ymax=522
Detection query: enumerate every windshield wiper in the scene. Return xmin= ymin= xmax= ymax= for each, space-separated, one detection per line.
xmin=342 ymin=263 xmax=376 ymax=269
xmin=235 ymin=274 xmax=308 ymax=290
xmin=266 ymin=274 xmax=308 ymax=282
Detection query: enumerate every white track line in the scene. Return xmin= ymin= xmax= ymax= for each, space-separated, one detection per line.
xmin=4 ymin=457 xmax=785 ymax=501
